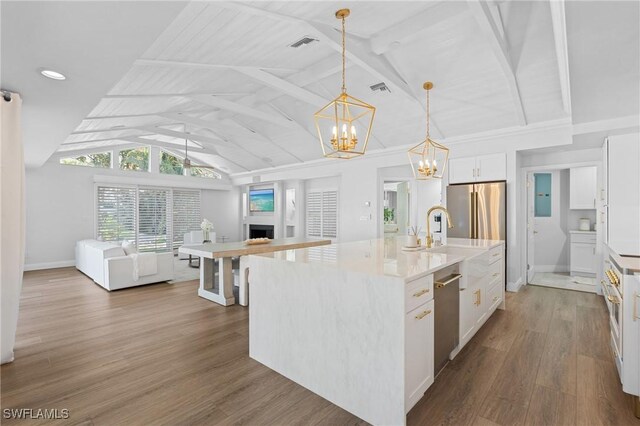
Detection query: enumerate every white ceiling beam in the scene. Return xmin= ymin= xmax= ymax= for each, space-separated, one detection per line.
xmin=120 ymin=137 xmax=212 ymax=154
xmin=134 ymin=125 xmax=235 ymax=148
xmin=216 ymin=2 xmax=445 ymax=137
xmin=235 ymin=68 xmax=329 ymax=106
xmin=549 ymin=0 xmax=572 ymax=116
xmin=468 ymin=0 xmax=527 ymax=126
xmin=103 ymin=92 xmax=248 ymax=99
xmin=57 ymin=143 xmax=136 ymax=155
xmin=188 ymin=94 xmax=297 ymax=128
xmin=84 ymin=109 xmax=209 ymax=121
xmin=135 ymin=58 xmax=299 ymax=74
xmin=369 ymin=2 xmax=467 ymax=54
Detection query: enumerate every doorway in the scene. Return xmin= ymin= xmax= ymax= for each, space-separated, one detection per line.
xmin=526 ymin=169 xmax=597 ymax=292
xmin=383 ymin=181 xmax=411 ymax=237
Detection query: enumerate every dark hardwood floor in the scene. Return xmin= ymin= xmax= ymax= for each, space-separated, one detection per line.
xmin=2 ymin=268 xmax=639 ymax=425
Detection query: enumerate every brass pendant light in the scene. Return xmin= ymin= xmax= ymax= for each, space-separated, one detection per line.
xmin=407 ymin=82 xmax=449 ymax=179
xmin=313 ymin=9 xmax=375 ymax=159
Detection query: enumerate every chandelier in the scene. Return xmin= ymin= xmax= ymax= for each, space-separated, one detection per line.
xmin=313 ymin=9 xmax=375 ymax=159
xmin=407 ymin=82 xmax=449 ymax=179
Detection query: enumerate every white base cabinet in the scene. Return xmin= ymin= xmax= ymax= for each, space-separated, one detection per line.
xmin=405 ymin=298 xmax=435 ymax=412
xmin=570 ymin=232 xmax=597 ymax=276
xmin=458 ymin=245 xmax=505 ymax=350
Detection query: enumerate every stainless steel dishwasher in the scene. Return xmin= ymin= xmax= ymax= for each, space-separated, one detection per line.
xmin=434 ymin=270 xmax=461 ymax=376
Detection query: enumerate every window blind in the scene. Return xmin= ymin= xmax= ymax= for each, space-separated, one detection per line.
xmin=172 ymin=189 xmax=201 ymax=250
xmin=137 ymin=188 xmax=171 ymax=252
xmin=96 ymin=185 xmax=201 ymax=252
xmin=97 ymin=186 xmax=137 ymax=242
xmin=306 ymin=190 xmax=338 ymax=239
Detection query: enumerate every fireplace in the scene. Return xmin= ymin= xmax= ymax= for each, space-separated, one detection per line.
xmin=249 ymin=224 xmax=274 ymax=239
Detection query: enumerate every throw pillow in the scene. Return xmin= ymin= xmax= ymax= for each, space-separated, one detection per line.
xmin=122 ymin=240 xmax=138 ymax=255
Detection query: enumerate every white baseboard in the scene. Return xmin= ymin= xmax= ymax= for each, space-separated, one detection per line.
xmin=24 ymin=260 xmax=75 ymax=271
xmin=507 ymin=277 xmax=523 ymax=292
xmin=533 ymin=265 xmax=569 ymax=274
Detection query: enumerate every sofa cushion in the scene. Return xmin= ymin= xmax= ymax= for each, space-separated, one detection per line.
xmin=122 ymin=240 xmax=138 ymax=255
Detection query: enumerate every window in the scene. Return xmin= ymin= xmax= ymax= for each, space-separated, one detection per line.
xmin=96 ymin=185 xmax=202 ymax=252
xmin=306 ymin=189 xmax=338 ymax=239
xmin=190 ymin=166 xmax=221 ymax=179
xmin=119 ymin=147 xmax=149 ymax=171
xmin=97 ymin=186 xmax=137 ymax=242
xmin=534 ymin=173 xmax=552 ymax=217
xmin=138 ymin=188 xmax=171 ymax=252
xmin=172 ymin=190 xmax=201 ymax=250
xmin=159 ymin=151 xmax=184 ymax=176
xmin=60 ymin=152 xmax=111 ymax=168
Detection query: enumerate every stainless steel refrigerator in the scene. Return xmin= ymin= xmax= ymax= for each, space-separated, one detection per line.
xmin=446 ymin=180 xmax=507 ymax=286
xmin=446 ymin=181 xmax=506 ymax=241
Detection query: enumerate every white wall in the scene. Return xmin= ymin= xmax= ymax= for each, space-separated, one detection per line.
xmin=533 ymin=170 xmax=570 ymax=272
xmin=24 ymin=158 xmax=239 ymax=270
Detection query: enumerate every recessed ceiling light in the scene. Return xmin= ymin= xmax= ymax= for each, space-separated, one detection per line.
xmin=39 ymin=69 xmax=66 ymax=80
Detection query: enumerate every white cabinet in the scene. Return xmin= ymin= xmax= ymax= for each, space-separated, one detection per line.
xmin=448 ymin=157 xmax=476 ymax=184
xmin=448 ymin=153 xmax=506 ymax=184
xmin=570 ymin=232 xmax=597 ymax=276
xmin=570 ymin=166 xmax=597 ymax=209
xmin=607 ymin=133 xmax=640 ymax=256
xmin=404 ymin=298 xmax=435 ymax=412
xmin=458 ymin=245 xmax=505 ymax=349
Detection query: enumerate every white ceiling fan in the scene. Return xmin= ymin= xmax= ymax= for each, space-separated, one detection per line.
xmin=182 ymin=124 xmax=216 ymax=171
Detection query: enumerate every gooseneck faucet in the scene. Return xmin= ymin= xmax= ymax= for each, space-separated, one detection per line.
xmin=426 ymin=205 xmax=454 ymax=248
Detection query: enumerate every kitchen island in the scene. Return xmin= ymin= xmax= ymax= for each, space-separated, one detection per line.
xmin=248 ymin=237 xmax=505 ymax=425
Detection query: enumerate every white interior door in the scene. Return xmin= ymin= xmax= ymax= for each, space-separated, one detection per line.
xmin=527 ymin=172 xmax=536 ymax=283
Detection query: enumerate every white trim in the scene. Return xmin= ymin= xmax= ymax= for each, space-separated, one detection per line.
xmin=507 ymin=277 xmax=523 ymax=292
xmin=24 ymin=260 xmax=75 ymax=271
xmin=520 ymin=159 xmax=603 ymax=291
xmin=93 ymin=174 xmax=232 ymax=190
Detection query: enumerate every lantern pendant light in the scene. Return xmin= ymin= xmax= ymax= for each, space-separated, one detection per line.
xmin=313 ymin=9 xmax=375 ymax=159
xmin=407 ymin=82 xmax=449 ymax=179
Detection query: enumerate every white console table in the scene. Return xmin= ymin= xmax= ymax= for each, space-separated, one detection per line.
xmin=178 ymin=237 xmax=331 ymax=306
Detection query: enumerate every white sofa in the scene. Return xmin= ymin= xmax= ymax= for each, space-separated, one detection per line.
xmin=75 ymin=239 xmax=173 ymax=291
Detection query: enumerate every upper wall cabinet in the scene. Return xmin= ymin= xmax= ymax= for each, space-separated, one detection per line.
xmin=569 ymin=166 xmax=597 ymax=209
xmin=448 ymin=153 xmax=506 ymax=184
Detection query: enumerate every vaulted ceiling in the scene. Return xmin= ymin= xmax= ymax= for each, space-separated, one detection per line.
xmin=2 ymin=1 xmax=638 ymax=172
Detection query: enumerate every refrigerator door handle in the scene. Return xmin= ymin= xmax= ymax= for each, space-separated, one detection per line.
xmin=473 ymin=192 xmax=479 ymax=239
xmin=471 ymin=191 xmax=477 ymax=239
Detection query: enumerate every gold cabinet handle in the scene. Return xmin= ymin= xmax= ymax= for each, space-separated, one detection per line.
xmin=413 ymin=288 xmax=430 ymax=298
xmin=415 ymin=309 xmax=432 ymax=320
xmin=607 ymin=295 xmax=620 ymax=305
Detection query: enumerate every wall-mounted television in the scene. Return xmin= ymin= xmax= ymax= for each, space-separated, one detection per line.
xmin=249 ymin=188 xmax=275 ymax=213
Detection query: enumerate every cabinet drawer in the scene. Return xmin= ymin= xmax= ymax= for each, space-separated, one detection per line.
xmin=476 ymin=245 xmax=504 ymax=266
xmin=488 ymin=261 xmax=502 ymax=282
xmin=406 ymin=274 xmax=434 ymax=313
xmin=570 ymin=233 xmax=596 ymax=244
xmin=487 ymin=279 xmax=503 ymax=313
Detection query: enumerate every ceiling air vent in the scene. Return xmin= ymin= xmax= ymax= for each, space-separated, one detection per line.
xmin=370 ymin=82 xmax=391 ymax=93
xmin=289 ymin=36 xmax=318 ymax=48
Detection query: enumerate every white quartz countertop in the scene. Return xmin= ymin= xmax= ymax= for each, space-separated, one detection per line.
xmin=258 ymin=237 xmax=504 ymax=281
xmin=606 ymin=243 xmax=640 ymax=274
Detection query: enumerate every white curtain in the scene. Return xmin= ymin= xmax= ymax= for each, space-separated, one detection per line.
xmin=0 ymin=91 xmax=25 ymax=364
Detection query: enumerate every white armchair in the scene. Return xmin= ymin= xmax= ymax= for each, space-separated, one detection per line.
xmin=178 ymin=230 xmax=216 ymax=259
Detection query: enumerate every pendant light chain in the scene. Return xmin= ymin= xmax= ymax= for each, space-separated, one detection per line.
xmin=341 ymin=15 xmax=346 ymax=93
xmin=426 ymin=88 xmax=430 ymax=140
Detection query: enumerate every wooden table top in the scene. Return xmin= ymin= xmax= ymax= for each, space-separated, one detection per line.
xmin=178 ymin=237 xmax=332 ymax=259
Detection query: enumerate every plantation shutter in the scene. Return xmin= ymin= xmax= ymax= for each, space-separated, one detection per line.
xmin=306 ymin=190 xmax=338 ymax=239
xmin=306 ymin=192 xmax=322 ymax=238
xmin=137 ymin=188 xmax=171 ymax=252
xmin=172 ymin=189 xmax=201 ymax=250
xmin=322 ymin=191 xmax=338 ymax=238
xmin=96 ymin=186 xmax=137 ymax=242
